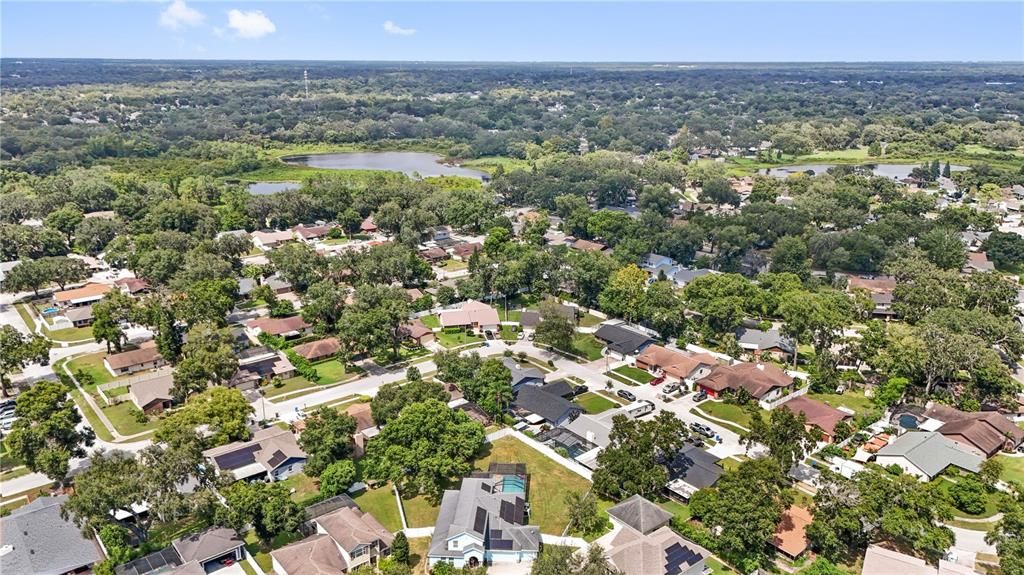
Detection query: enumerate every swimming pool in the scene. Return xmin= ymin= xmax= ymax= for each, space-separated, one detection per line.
xmin=499 ymin=476 xmax=526 ymax=494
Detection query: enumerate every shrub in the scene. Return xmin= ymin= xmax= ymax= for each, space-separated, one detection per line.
xmin=949 ymin=478 xmax=987 ymax=515
xmin=320 ymin=459 xmax=358 ymax=497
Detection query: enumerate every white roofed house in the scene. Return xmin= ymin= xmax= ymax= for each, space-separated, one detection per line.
xmin=438 ymin=300 xmax=500 ymax=333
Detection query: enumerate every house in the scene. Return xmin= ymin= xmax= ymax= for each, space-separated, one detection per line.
xmin=105 ymin=340 xmax=167 ymax=377
xmin=429 ymin=226 xmax=452 ymax=241
xmin=502 ymin=357 xmax=546 ymax=391
xmin=563 ymin=411 xmax=618 ymax=458
xmin=847 ymin=276 xmax=898 ymax=319
xmin=129 ymin=373 xmax=176 ymax=415
xmin=251 ymin=229 xmax=295 ymax=251
xmin=420 ymin=247 xmax=449 ymax=264
xmin=360 ymin=216 xmax=377 ymax=233
xmin=246 ymin=315 xmax=312 ymax=339
xmin=539 ymin=379 xmax=576 ymax=399
xmin=604 ymin=495 xmax=710 ymax=575
xmin=670 ymin=268 xmax=716 ymax=288
xmin=511 ymin=386 xmax=581 ymax=426
xmin=861 ymin=545 xmax=978 ymax=575
xmin=961 ymin=231 xmax=992 ymax=251
xmin=229 ymin=346 xmax=296 ymax=390
xmin=450 ymin=242 xmax=482 ymax=261
xmin=634 ymin=345 xmax=717 ymax=389
xmin=53 ymin=282 xmax=110 ymax=308
xmin=697 ymin=363 xmax=794 ymax=407
xmin=593 ymin=323 xmax=655 ymax=360
xmin=292 ymin=337 xmax=341 ymax=362
xmin=114 ymin=277 xmax=151 ymax=296
xmin=343 ymin=402 xmax=380 ymax=457
xmin=0 ymin=494 xmax=105 ymax=575
xmin=273 ymin=505 xmax=394 ymax=575
xmin=427 ymin=474 xmax=541 ymax=568
xmin=664 ymin=445 xmax=724 ymax=500
xmin=400 ymin=319 xmax=435 ymax=346
xmin=874 ymin=432 xmax=983 ymax=481
xmin=439 ymin=300 xmax=500 ymax=333
xmin=963 ymin=252 xmax=995 ymax=273
xmin=571 ymin=238 xmax=609 ymax=253
xmin=293 ymin=223 xmax=334 ymax=243
xmin=933 ymin=410 xmax=1024 ymax=457
xmin=171 ymin=527 xmax=245 ymax=572
xmin=64 ymin=305 xmax=94 ymax=327
xmin=734 ymin=327 xmax=795 ymax=362
xmin=519 ymin=304 xmax=576 ymax=331
xmin=772 ymin=506 xmax=812 ymax=560
xmin=203 ymin=426 xmax=307 ymax=482
xmin=780 ymin=396 xmax=853 ymax=443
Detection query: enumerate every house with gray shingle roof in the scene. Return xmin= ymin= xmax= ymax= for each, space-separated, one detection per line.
xmin=604 ymin=495 xmax=709 ymax=575
xmin=734 ymin=327 xmax=795 ymax=361
xmin=501 ymin=357 xmax=545 ymax=391
xmin=0 ymin=495 xmax=104 ymax=575
xmin=874 ymin=431 xmax=983 ymax=480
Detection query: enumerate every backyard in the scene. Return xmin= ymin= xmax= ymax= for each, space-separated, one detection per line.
xmin=436 ymin=327 xmax=484 ymax=348
xmin=474 ymin=436 xmax=597 ymax=535
xmin=278 ymin=472 xmax=322 ymax=506
xmin=575 ymin=392 xmax=620 ymax=414
xmin=401 ymin=492 xmax=441 ymax=528
xmin=808 ymin=390 xmax=875 ymax=416
xmin=352 ymin=483 xmax=404 ymax=532
xmin=102 ymin=401 xmax=157 ymax=436
xmin=419 ymin=314 xmax=441 ymax=328
xmin=409 ymin=537 xmax=431 ymax=575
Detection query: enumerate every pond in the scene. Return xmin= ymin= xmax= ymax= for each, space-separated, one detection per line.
xmin=760 ymin=163 xmax=968 ymax=180
xmin=283 ymin=151 xmax=489 ymax=180
xmin=247 ymin=181 xmax=302 ymax=195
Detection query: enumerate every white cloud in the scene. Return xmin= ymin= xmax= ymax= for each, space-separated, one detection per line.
xmin=159 ymin=0 xmax=205 ymax=30
xmin=227 ymin=9 xmax=276 ymax=39
xmin=383 ymin=20 xmax=416 ymax=36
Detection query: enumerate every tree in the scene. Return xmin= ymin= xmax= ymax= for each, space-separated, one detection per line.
xmin=267 ymin=242 xmax=327 ymax=292
xmin=74 ymin=216 xmax=121 ymax=255
xmin=392 ymin=532 xmax=410 ymax=565
xmin=983 ymin=231 xmax=1024 ymax=269
xmin=987 ymin=490 xmax=1024 ymax=575
xmin=598 ymin=264 xmax=647 ymax=322
xmin=642 ymin=281 xmax=688 ymax=338
xmin=566 ymin=250 xmax=618 ymax=308
xmin=565 ymin=492 xmax=606 ymax=537
xmin=779 ymin=289 xmax=852 ymax=371
xmin=156 ymin=387 xmax=253 ymax=447
xmin=174 ymin=279 xmax=238 ymax=328
xmin=363 ymin=399 xmax=485 ymax=501
xmin=637 ymin=184 xmax=676 ymax=217
xmin=918 ymin=227 xmax=968 ymax=271
xmin=593 ymin=411 xmax=689 ymax=500
xmin=337 ymin=285 xmax=411 ymax=360
xmin=370 ymin=379 xmax=450 ymax=426
xmin=769 ymin=236 xmax=811 ymax=281
xmin=0 ymin=325 xmax=51 ymax=397
xmin=742 ymin=407 xmax=816 ymax=472
xmin=530 ymin=544 xmax=616 ymax=575
xmin=979 ymin=458 xmax=1003 ymax=490
xmin=801 ymin=558 xmax=845 ymax=575
xmin=301 ymin=280 xmax=348 ymax=334
xmin=872 ymin=376 xmax=908 ymax=409
xmin=689 ymin=458 xmax=792 ymax=571
xmin=297 ymin=407 xmax=357 ymax=477
xmin=171 ymin=322 xmax=239 ymax=400
xmin=701 ymin=177 xmax=740 ymax=206
xmin=219 ymin=480 xmax=304 ymax=544
xmin=868 ymin=141 xmax=882 ymax=157
xmin=534 ymin=302 xmax=576 ymax=352
xmin=320 ymin=459 xmax=358 ymax=497
xmin=62 ymin=450 xmax=153 ymax=541
xmin=45 ymin=203 xmax=84 ymax=244
xmin=949 ymin=477 xmax=987 ymax=515
xmin=91 ymin=290 xmax=136 ymax=353
xmin=5 ymin=380 xmax=94 ymax=482
xmin=461 ymin=358 xmax=513 ymax=418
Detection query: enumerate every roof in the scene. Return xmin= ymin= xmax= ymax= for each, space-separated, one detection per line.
xmin=772 ymin=506 xmax=812 ymax=557
xmin=734 ymin=327 xmax=795 ymax=354
xmin=64 ymin=305 xmax=94 ymax=322
xmin=671 ymin=268 xmax=715 ymax=285
xmin=345 ymin=402 xmax=376 ymax=434
xmin=0 ymin=495 xmax=104 ymax=575
xmin=114 ymin=277 xmax=151 ymax=293
xmin=861 ymin=545 xmax=939 ymax=575
xmin=519 ymin=311 xmax=541 ymax=328
xmin=271 ymin=534 xmax=348 ymax=575
xmin=114 ymin=546 xmax=184 ymax=575
xmin=636 ymin=345 xmax=716 ymax=379
xmin=428 ymin=477 xmax=540 ymax=559
xmin=594 ymin=324 xmax=654 ymax=356
xmin=606 ymin=525 xmax=709 ymax=575
xmin=129 ymin=374 xmax=175 ymax=409
xmin=291 ymin=338 xmax=340 ymax=360
xmin=563 ymin=413 xmax=615 ymax=449
xmin=875 ymin=432 xmax=983 ymax=477
xmin=699 ymin=363 xmax=793 ymax=399
xmin=246 ymin=315 xmax=311 ymax=336
xmin=781 ymin=396 xmax=852 ymax=436
xmin=607 ymin=494 xmax=673 ymax=535
xmin=937 ymin=413 xmax=1024 ymax=456
xmin=847 ymin=276 xmax=896 ymax=293
xmin=420 ymin=247 xmax=448 ymax=260
xmin=203 ymin=426 xmax=307 ymax=477
xmin=400 ymin=319 xmax=433 ymax=340
xmin=105 ymin=340 xmax=162 ymax=370
xmin=451 ymin=242 xmax=481 ymax=258
xmin=540 ymin=379 xmax=575 ymax=399
xmin=53 ymin=282 xmax=110 ymax=303
xmin=314 ymin=506 xmax=395 ymax=553
xmin=172 ymin=527 xmax=244 ymax=564
xmin=439 ymin=300 xmax=499 ymax=328
xmin=512 ymin=386 xmax=580 ymax=423
xmin=292 ymin=224 xmax=333 ymax=239
xmin=502 ymin=357 xmax=545 ymax=387
xmin=360 ymin=216 xmax=377 ymax=231
xmin=965 ymin=252 xmax=995 ymax=271
xmin=665 ymin=445 xmax=724 ymax=489
xmin=571 ymin=238 xmax=608 ymax=252
xmin=251 ymin=229 xmax=294 ymax=245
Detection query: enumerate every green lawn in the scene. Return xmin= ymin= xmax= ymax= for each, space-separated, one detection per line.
xmin=149 ymin=515 xmax=212 ymax=548
xmin=576 ymin=392 xmax=619 ymax=414
xmin=70 ymin=390 xmax=114 ymax=442
xmin=279 ymin=472 xmax=322 ymax=505
xmin=707 ymin=557 xmax=739 ymax=575
xmin=45 ymin=324 xmax=94 ymax=342
xmin=578 ymin=313 xmax=604 ymax=328
xmin=997 ymin=454 xmax=1024 ymax=484
xmin=436 ymin=328 xmax=484 ymax=348
xmin=419 ymin=315 xmax=441 ymax=329
xmin=659 ymin=498 xmax=692 ymax=522
xmin=352 ymin=484 xmax=404 ymax=532
xmin=244 ymin=530 xmax=304 ymax=573
xmin=500 ymin=325 xmax=519 ymax=341
xmin=239 ymin=560 xmax=258 ymax=575
xmin=263 ymin=376 xmax=317 ymax=399
xmin=605 ymin=372 xmax=639 ymax=387
xmin=441 ymin=259 xmax=468 ymax=271
xmin=311 ymin=358 xmax=354 ymax=384
xmin=14 ymin=303 xmax=37 ymax=330
xmin=102 ymin=402 xmax=156 ymax=436
xmin=474 ymin=436 xmax=596 ymax=534
xmin=320 ymin=238 xmax=349 ymax=246
xmin=934 ymin=478 xmax=1004 ymax=519
xmin=693 ymin=401 xmax=757 ymax=430
xmin=613 ymin=365 xmax=654 ymax=383
xmin=401 ymin=492 xmax=441 ymax=528
xmin=496 ymin=308 xmax=523 ymax=322
xmin=105 ymin=385 xmax=130 ymax=397
xmin=68 ymin=352 xmax=125 ymax=389
xmin=409 ymin=537 xmax=431 ymax=575
xmin=808 ymin=390 xmax=874 ymax=415
xmin=569 ymin=333 xmax=605 ymax=361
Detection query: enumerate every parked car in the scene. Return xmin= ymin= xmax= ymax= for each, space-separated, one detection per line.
xmin=662 ymin=382 xmax=680 ymax=394
xmin=689 ymin=422 xmax=714 ymax=438
xmin=617 ymin=389 xmax=636 ymax=402
xmin=527 ymin=333 xmax=535 ymax=341
xmin=573 ymin=385 xmax=589 ymax=396
xmin=649 ymin=376 xmax=665 ymax=386
xmin=693 ymin=390 xmax=708 ymax=402
xmin=517 ymin=331 xmax=525 ymax=340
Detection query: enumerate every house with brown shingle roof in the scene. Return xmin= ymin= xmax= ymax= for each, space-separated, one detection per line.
xmin=104 ymin=340 xmax=166 ymax=377
xmin=291 ymin=337 xmax=341 ymax=362
xmin=114 ymin=277 xmax=151 ymax=296
xmin=400 ymin=319 xmax=435 ymax=346
xmin=449 ymin=242 xmax=482 ymax=261
xmin=359 ymin=216 xmax=377 ymax=233
xmin=245 ymin=315 xmax=312 ymax=339
xmin=697 ymin=363 xmax=794 ymax=408
xmin=571 ymin=238 xmax=609 ymax=253
xmin=780 ymin=395 xmax=853 ymax=443
xmin=963 ymin=251 xmax=995 ymax=273
xmin=129 ymin=373 xmax=176 ymax=415
xmin=271 ymin=534 xmax=348 ymax=575
xmin=53 ymin=282 xmax=111 ymax=308
xmin=420 ymin=246 xmax=449 ymax=264
xmin=772 ymin=506 xmax=811 ymax=559
xmin=634 ymin=345 xmax=718 ymax=389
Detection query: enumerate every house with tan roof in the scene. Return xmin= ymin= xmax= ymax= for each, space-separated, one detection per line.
xmin=861 ymin=545 xmax=978 ymax=575
xmin=634 ymin=345 xmax=718 ymax=389
xmin=847 ymin=276 xmax=898 ymax=319
xmin=251 ymin=229 xmax=295 ymax=251
xmin=292 ymin=337 xmax=341 ymax=362
xmin=245 ymin=315 xmax=312 ymax=339
xmin=53 ymin=282 xmax=110 ymax=308
xmin=292 ymin=223 xmax=334 ymax=243
xmin=202 ymin=426 xmax=307 ymax=482
xmin=779 ymin=395 xmax=853 ymax=443
xmin=696 ymin=363 xmax=794 ymax=408
xmin=772 ymin=506 xmax=811 ymax=560
xmin=450 ymin=242 xmax=482 ymax=261
xmin=114 ymin=277 xmax=151 ymax=296
xmin=272 ymin=505 xmax=395 ymax=575
xmin=104 ymin=340 xmax=167 ymax=377
xmin=963 ymin=251 xmax=995 ymax=273
xmin=602 ymin=495 xmax=710 ymax=575
xmin=438 ymin=300 xmax=499 ymax=333
xmin=171 ymin=527 xmax=245 ymax=572
xmin=129 ymin=373 xmax=176 ymax=415
xmin=400 ymin=319 xmax=435 ymax=346
xmin=571 ymin=238 xmax=609 ymax=253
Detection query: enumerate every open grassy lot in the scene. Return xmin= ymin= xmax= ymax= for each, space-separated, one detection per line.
xmin=808 ymin=390 xmax=875 ymax=415
xmin=495 ymin=307 xmax=523 ymax=322
xmin=578 ymin=313 xmax=605 ymax=328
xmin=613 ymin=365 xmax=653 ymax=383
xmin=45 ymin=325 xmax=94 ymax=341
xmin=102 ymin=402 xmax=156 ymax=436
xmin=244 ymin=530 xmax=304 ymax=572
xmin=441 ymin=259 xmax=468 ymax=271
xmin=419 ymin=314 xmax=441 ymax=328
xmin=474 ymin=436 xmax=594 ymax=535
xmin=352 ymin=483 xmax=404 ymax=532
xmin=68 ymin=352 xmax=123 ymax=389
xmin=692 ymin=401 xmax=757 ymax=431
xmin=576 ymin=392 xmax=619 ymax=414
xmin=401 ymin=492 xmax=441 ymax=528
xmin=436 ymin=328 xmax=484 ymax=348
xmin=311 ymin=358 xmax=355 ymax=384
xmin=997 ymin=454 xmax=1024 ymax=484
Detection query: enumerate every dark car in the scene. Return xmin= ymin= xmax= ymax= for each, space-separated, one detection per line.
xmin=573 ymin=385 xmax=589 ymax=396
xmin=617 ymin=389 xmax=636 ymax=402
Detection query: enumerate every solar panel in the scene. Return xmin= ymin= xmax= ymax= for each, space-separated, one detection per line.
xmin=213 ymin=444 xmax=259 ymax=470
xmin=265 ymin=450 xmax=287 ymax=468
xmin=513 ymin=498 xmax=526 ymax=523
xmin=491 ymin=539 xmax=514 ymax=550
xmin=499 ymin=500 xmax=515 ymax=523
xmin=664 ymin=542 xmax=700 ymax=575
xmin=473 ymin=507 xmax=488 ymax=533
xmin=480 ymin=482 xmax=492 ymax=493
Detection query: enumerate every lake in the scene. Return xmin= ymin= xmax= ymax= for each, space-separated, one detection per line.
xmin=283 ymin=151 xmax=489 ymax=179
xmin=248 ymin=181 xmax=302 ymax=195
xmin=760 ymin=163 xmax=968 ymax=180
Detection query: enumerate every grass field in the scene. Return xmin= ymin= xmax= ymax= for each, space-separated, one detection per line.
xmin=500 ymin=325 xmax=519 ymax=341
xmin=409 ymin=537 xmax=431 ymax=575
xmin=278 ymin=472 xmax=322 ymax=505
xmin=997 ymin=454 xmax=1024 ymax=484
xmin=102 ymin=401 xmax=156 ymax=436
xmin=578 ymin=313 xmax=605 ymax=328
xmin=613 ymin=365 xmax=654 ymax=383
xmin=462 ymin=155 xmax=533 ymax=174
xmin=436 ymin=328 xmax=484 ymax=348
xmin=441 ymin=259 xmax=468 ymax=271
xmin=419 ymin=315 xmax=441 ymax=328
xmin=808 ymin=390 xmax=875 ymax=415
xmin=311 ymin=358 xmax=354 ymax=384
xmin=692 ymin=402 xmax=756 ymax=432
xmin=474 ymin=436 xmax=594 ymax=535
xmin=68 ymin=352 xmax=124 ymax=389
xmin=568 ymin=333 xmax=605 ymax=360
xmin=352 ymin=484 xmax=404 ymax=532
xmin=70 ymin=389 xmax=114 ymax=442
xmin=244 ymin=530 xmax=304 ymax=572
xmin=575 ymin=392 xmax=619 ymax=414
xmin=604 ymin=372 xmax=639 ymax=387
xmin=401 ymin=492 xmax=441 ymax=528
xmin=933 ymin=478 xmax=1004 ymax=520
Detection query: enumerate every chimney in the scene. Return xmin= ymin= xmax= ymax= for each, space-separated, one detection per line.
xmin=756 ymin=363 xmax=765 ymax=371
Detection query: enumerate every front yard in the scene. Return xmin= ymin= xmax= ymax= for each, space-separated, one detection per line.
xmin=68 ymin=352 xmax=122 ymax=389
xmin=436 ymin=327 xmax=484 ymax=348
xmin=997 ymin=454 xmax=1024 ymax=485
xmin=808 ymin=390 xmax=875 ymax=416
xmin=613 ymin=365 xmax=654 ymax=383
xmin=575 ymin=392 xmax=620 ymax=414
xmin=401 ymin=492 xmax=441 ymax=528
xmin=102 ymin=401 xmax=157 ymax=436
xmin=474 ymin=436 xmax=596 ymax=535
xmin=692 ymin=401 xmax=758 ymax=431
xmin=570 ymin=333 xmax=605 ymax=360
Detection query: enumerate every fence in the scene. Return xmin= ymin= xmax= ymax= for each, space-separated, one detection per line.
xmin=758 ymin=383 xmax=810 ymax=411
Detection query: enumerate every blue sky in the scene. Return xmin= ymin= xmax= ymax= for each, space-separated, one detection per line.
xmin=2 ymin=1 xmax=1022 ymax=62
